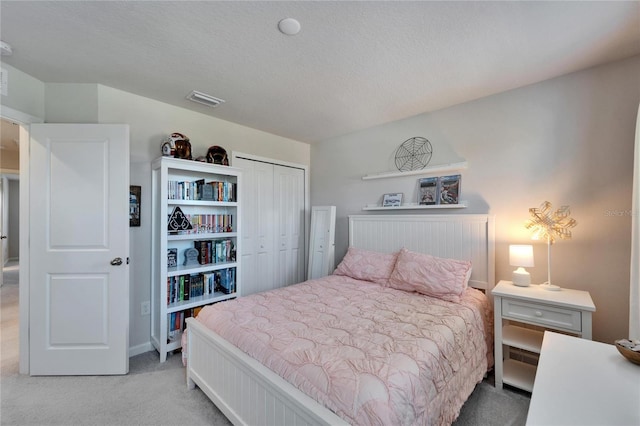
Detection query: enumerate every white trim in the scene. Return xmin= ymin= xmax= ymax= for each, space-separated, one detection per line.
xmin=231 ymin=151 xmax=307 ymax=171
xmin=630 ymin=102 xmax=640 ymax=340
xmin=0 ymin=105 xmax=43 ymax=125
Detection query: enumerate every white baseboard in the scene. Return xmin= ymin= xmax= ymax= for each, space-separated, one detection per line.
xmin=129 ymin=341 xmax=154 ymax=357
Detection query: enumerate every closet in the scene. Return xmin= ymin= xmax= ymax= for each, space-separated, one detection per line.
xmin=232 ymin=154 xmax=306 ymax=296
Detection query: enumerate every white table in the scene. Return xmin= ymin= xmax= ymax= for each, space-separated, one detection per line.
xmin=492 ymin=281 xmax=595 ymax=391
xmin=527 ymin=331 xmax=640 ymax=425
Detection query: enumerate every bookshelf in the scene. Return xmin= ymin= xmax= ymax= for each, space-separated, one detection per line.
xmin=151 ymin=157 xmax=242 ymax=362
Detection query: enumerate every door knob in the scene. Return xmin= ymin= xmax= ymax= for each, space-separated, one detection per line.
xmin=0 ymin=235 xmax=7 ymax=239
xmin=110 ymin=257 xmax=123 ymax=266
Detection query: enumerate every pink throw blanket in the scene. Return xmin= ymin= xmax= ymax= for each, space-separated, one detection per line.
xmin=193 ymin=275 xmax=492 ymax=425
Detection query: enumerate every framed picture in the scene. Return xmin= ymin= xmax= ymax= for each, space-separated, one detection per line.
xmin=129 ymin=185 xmax=141 ymax=227
xmin=418 ymin=177 xmax=438 ymax=205
xmin=382 ymin=193 xmax=403 ymax=207
xmin=439 ymin=174 xmax=461 ymax=204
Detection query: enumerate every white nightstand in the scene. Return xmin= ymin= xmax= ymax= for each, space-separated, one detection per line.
xmin=491 ymin=280 xmax=595 ymax=392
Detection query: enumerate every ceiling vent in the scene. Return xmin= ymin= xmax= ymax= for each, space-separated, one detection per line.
xmin=186 ymin=90 xmax=225 ymax=108
xmin=0 ymin=41 xmax=12 ymax=56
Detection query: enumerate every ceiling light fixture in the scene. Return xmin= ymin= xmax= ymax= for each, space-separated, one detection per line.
xmin=0 ymin=41 xmax=12 ymax=56
xmin=186 ymin=90 xmax=225 ymax=108
xmin=278 ymin=18 xmax=301 ymax=36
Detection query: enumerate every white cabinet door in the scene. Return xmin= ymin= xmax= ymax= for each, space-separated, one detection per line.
xmin=234 ymin=157 xmax=305 ymax=296
xmin=29 ymin=124 xmax=129 ymax=375
xmin=234 ymin=157 xmax=275 ymax=296
xmin=274 ymin=165 xmax=305 ymax=287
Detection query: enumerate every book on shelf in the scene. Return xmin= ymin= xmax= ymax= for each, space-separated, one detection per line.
xmin=438 ymin=174 xmax=461 ymax=204
xmin=418 ymin=177 xmax=438 ymax=205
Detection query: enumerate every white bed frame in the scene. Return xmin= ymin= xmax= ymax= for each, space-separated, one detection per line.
xmin=186 ymin=214 xmax=495 ymax=426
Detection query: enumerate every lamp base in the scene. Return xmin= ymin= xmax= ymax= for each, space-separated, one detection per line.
xmin=512 ymin=268 xmax=531 ymax=287
xmin=541 ymin=283 xmax=561 ymax=291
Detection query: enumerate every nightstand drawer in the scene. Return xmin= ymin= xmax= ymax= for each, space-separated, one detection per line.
xmin=502 ymin=299 xmax=582 ymax=332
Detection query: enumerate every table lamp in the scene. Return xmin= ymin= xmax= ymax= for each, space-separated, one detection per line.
xmin=509 ymin=244 xmax=534 ymax=287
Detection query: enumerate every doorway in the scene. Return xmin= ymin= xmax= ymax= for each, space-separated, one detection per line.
xmin=0 ymin=118 xmax=21 ymax=278
xmin=0 ymin=118 xmax=21 ymax=376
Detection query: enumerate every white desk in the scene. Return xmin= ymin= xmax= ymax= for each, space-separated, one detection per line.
xmin=527 ymin=332 xmax=640 ymax=425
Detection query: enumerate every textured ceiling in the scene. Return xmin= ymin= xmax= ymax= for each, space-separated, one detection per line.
xmin=1 ymin=1 xmax=639 ymax=144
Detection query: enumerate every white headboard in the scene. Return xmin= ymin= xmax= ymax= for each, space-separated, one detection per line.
xmin=349 ymin=214 xmax=495 ymax=293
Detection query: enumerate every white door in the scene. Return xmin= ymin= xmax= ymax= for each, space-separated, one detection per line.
xmin=29 ymin=124 xmax=130 ymax=375
xmin=308 ymin=206 xmax=336 ymax=280
xmin=234 ymin=157 xmax=275 ymax=296
xmin=274 ymin=165 xmax=305 ymax=287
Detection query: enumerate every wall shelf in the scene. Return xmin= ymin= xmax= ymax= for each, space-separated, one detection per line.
xmin=362 ymin=161 xmax=467 ymax=180
xmin=362 ymin=202 xmax=467 ymax=211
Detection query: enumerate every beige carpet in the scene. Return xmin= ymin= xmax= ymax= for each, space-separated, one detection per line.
xmin=1 ymin=262 xmax=529 ymax=425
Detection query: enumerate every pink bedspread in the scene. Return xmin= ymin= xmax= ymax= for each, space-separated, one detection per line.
xmin=193 ymin=275 xmax=493 ymax=425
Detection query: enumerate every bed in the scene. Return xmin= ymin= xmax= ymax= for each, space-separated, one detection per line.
xmin=185 ymin=214 xmax=495 ymax=425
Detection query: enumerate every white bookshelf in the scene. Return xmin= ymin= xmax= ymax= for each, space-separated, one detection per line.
xmin=151 ymin=157 xmax=242 ymax=362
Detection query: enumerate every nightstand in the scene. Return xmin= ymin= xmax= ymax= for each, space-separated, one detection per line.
xmin=491 ymin=280 xmax=595 ymax=392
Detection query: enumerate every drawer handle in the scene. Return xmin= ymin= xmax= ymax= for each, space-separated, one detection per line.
xmin=535 ymin=311 xmax=543 ymax=317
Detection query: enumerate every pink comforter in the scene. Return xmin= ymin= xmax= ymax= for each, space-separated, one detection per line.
xmin=194 ymin=275 xmax=493 ymax=425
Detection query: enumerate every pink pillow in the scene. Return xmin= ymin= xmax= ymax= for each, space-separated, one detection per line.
xmin=333 ymin=247 xmax=398 ymax=285
xmin=388 ymin=248 xmax=472 ymax=302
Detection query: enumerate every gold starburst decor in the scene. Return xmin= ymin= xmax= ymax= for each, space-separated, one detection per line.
xmin=524 ymin=201 xmax=577 ymax=291
xmin=525 ymin=201 xmax=577 ymax=244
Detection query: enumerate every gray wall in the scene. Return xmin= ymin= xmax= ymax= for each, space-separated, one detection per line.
xmin=311 ymin=55 xmax=640 ymax=345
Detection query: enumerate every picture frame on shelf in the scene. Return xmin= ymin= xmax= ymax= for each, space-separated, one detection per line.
xmin=439 ymin=174 xmax=461 ymax=204
xmin=129 ymin=185 xmax=141 ymax=227
xmin=167 ymin=248 xmax=178 ymax=268
xmin=418 ymin=177 xmax=438 ymax=205
xmin=382 ymin=193 xmax=403 ymax=207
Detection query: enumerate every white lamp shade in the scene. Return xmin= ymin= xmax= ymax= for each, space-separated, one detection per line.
xmin=509 ymin=245 xmax=534 ymax=267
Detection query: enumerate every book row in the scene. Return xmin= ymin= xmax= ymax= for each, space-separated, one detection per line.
xmin=167 ymin=239 xmax=235 ymax=268
xmin=167 ymin=306 xmax=203 ymax=340
xmin=193 ymin=239 xmax=235 ymax=265
xmin=167 ymin=267 xmax=236 ymax=305
xmin=168 ymin=179 xmax=237 ymax=202
xmin=418 ymin=174 xmax=461 ymax=205
xmin=169 ymin=213 xmax=234 ymax=234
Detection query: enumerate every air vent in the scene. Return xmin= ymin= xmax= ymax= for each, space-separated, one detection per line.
xmin=186 ymin=90 xmax=225 ymax=108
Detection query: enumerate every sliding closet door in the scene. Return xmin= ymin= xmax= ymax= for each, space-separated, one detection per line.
xmin=235 ymin=158 xmax=275 ymax=296
xmin=274 ymin=165 xmax=305 ymax=287
xmin=233 ymin=156 xmax=306 ymax=296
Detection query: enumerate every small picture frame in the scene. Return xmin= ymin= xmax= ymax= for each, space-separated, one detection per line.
xmin=129 ymin=185 xmax=141 ymax=227
xmin=382 ymin=193 xmax=403 ymax=207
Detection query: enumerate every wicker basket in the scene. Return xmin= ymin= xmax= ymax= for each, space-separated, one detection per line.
xmin=615 ymin=341 xmax=640 ymax=365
